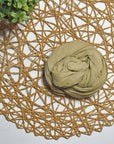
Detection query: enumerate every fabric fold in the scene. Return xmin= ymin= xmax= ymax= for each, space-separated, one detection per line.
xmin=45 ymin=40 xmax=108 ymax=98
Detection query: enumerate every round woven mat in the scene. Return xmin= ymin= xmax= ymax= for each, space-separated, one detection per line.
xmin=0 ymin=0 xmax=114 ymax=140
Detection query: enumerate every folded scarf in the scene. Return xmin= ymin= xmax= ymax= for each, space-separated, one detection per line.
xmin=45 ymin=40 xmax=108 ymax=98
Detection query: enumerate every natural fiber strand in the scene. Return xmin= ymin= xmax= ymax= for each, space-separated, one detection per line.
xmin=0 ymin=0 xmax=114 ymax=140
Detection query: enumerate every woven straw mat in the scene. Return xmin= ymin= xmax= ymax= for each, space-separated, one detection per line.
xmin=0 ymin=0 xmax=114 ymax=140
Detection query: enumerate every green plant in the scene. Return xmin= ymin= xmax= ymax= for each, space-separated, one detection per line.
xmin=0 ymin=0 xmax=41 ymax=23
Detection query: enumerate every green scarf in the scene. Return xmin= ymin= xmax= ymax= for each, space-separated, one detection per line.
xmin=45 ymin=40 xmax=108 ymax=98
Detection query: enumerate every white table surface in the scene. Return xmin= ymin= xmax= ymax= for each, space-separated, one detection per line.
xmin=0 ymin=115 xmax=114 ymax=144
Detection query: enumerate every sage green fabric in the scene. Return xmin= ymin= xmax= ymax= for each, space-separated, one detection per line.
xmin=45 ymin=40 xmax=108 ymax=98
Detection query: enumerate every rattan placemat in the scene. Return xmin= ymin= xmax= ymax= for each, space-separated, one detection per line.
xmin=0 ymin=0 xmax=114 ymax=140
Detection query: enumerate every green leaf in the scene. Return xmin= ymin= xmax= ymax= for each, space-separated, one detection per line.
xmin=23 ymin=5 xmax=29 ymax=11
xmin=0 ymin=0 xmax=41 ymax=23
xmin=11 ymin=12 xmax=17 ymax=18
xmin=17 ymin=2 xmax=22 ymax=8
xmin=8 ymin=0 xmax=12 ymax=6
xmin=12 ymin=18 xmax=18 ymax=23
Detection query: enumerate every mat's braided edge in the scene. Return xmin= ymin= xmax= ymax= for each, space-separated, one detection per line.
xmin=0 ymin=0 xmax=114 ymax=139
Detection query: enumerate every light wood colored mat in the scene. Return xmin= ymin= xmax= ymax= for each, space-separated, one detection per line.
xmin=0 ymin=0 xmax=114 ymax=140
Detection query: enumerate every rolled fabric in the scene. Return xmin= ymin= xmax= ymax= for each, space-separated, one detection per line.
xmin=45 ymin=40 xmax=108 ymax=98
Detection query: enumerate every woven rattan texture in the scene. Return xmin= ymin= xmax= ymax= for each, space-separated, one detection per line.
xmin=0 ymin=0 xmax=114 ymax=140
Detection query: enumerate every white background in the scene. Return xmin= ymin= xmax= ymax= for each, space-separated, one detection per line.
xmin=0 ymin=115 xmax=114 ymax=144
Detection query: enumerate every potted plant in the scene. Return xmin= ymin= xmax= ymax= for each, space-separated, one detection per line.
xmin=0 ymin=0 xmax=41 ymax=24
